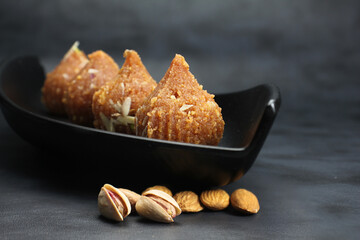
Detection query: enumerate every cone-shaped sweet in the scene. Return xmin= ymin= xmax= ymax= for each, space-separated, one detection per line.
xmin=64 ymin=50 xmax=119 ymax=126
xmin=92 ymin=49 xmax=157 ymax=134
xmin=136 ymin=54 xmax=224 ymax=145
xmin=41 ymin=41 xmax=88 ymax=115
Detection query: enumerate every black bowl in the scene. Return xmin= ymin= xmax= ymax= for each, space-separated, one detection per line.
xmin=0 ymin=56 xmax=280 ymax=189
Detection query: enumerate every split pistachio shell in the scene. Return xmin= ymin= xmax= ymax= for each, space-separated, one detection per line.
xmin=136 ymin=189 xmax=182 ymax=223
xmin=142 ymin=190 xmax=181 ymax=215
xmin=142 ymin=185 xmax=173 ymax=197
xmin=98 ymin=184 xmax=131 ymax=221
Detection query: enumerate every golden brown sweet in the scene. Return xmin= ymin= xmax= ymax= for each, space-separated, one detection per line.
xmin=92 ymin=50 xmax=157 ymax=134
xmin=135 ymin=54 xmax=224 ymax=145
xmin=41 ymin=41 xmax=88 ymax=115
xmin=64 ymin=50 xmax=119 ymax=126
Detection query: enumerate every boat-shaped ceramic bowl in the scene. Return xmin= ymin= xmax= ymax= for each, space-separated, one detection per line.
xmin=0 ymin=56 xmax=281 ymax=189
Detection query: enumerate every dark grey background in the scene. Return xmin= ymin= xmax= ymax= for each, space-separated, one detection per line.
xmin=1 ymin=0 xmax=359 ymax=239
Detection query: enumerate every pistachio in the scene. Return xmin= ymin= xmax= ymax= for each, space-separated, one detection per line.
xmin=98 ymin=184 xmax=131 ymax=221
xmin=136 ymin=189 xmax=181 ymax=223
xmin=118 ymin=188 xmax=141 ymax=211
xmin=142 ymin=185 xmax=173 ymax=197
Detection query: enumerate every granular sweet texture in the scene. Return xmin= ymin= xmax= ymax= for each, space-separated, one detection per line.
xmin=135 ymin=54 xmax=224 ymax=145
xmin=92 ymin=50 xmax=157 ymax=134
xmin=41 ymin=42 xmax=88 ymax=115
xmin=64 ymin=50 xmax=119 ymax=126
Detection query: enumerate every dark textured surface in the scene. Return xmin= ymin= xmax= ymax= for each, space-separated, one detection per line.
xmin=1 ymin=1 xmax=360 ymax=239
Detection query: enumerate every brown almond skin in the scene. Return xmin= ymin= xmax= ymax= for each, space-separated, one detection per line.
xmin=143 ymin=185 xmax=173 ymax=197
xmin=173 ymin=191 xmax=204 ymax=213
xmin=200 ymin=189 xmax=230 ymax=211
xmin=230 ymin=189 xmax=260 ymax=214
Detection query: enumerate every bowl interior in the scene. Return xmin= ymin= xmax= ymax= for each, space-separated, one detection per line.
xmin=0 ymin=56 xmax=278 ymax=149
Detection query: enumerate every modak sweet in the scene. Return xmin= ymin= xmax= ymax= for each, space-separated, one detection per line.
xmin=64 ymin=50 xmax=119 ymax=126
xmin=92 ymin=50 xmax=156 ymax=134
xmin=135 ymin=54 xmax=224 ymax=145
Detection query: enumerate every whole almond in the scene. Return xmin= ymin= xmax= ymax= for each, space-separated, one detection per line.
xmin=173 ymin=191 xmax=204 ymax=213
xmin=230 ymin=189 xmax=260 ymax=214
xmin=143 ymin=185 xmax=173 ymax=197
xmin=200 ymin=189 xmax=230 ymax=211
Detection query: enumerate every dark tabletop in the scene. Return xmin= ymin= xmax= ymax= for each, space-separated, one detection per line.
xmin=1 ymin=1 xmax=360 ymax=239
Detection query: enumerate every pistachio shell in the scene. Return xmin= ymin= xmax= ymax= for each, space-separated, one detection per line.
xmin=136 ymin=196 xmax=174 ymax=223
xmin=143 ymin=189 xmax=181 ymax=216
xmin=142 ymin=185 xmax=173 ymax=197
xmin=98 ymin=184 xmax=131 ymax=221
xmin=118 ymin=188 xmax=141 ymax=210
